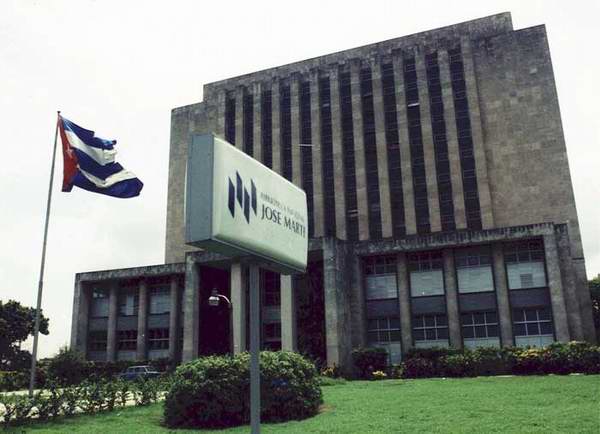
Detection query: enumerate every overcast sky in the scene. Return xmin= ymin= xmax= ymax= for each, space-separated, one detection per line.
xmin=1 ymin=0 xmax=598 ymax=358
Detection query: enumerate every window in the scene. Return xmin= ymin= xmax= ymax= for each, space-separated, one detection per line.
xmin=413 ymin=314 xmax=448 ymax=342
xmin=403 ymin=57 xmax=430 ymax=234
xmin=88 ymin=330 xmax=107 ymax=351
xmin=367 ymin=317 xmax=401 ymax=343
xmin=149 ymin=287 xmax=170 ymax=315
xmin=118 ymin=289 xmax=138 ymax=316
xmin=91 ymin=288 xmax=109 ymax=318
xmin=360 ymin=67 xmax=382 ymax=240
xmin=364 ymin=256 xmax=398 ymax=300
xmin=367 ymin=317 xmax=402 ymax=365
xmin=408 ymin=251 xmax=444 ymax=297
xmin=513 ymin=307 xmax=554 ymax=347
xmin=117 ymin=330 xmax=137 ymax=351
xmin=339 ymin=70 xmax=359 ymax=241
xmin=243 ymin=92 xmax=254 ymax=157
xmin=263 ymin=322 xmax=281 ymax=350
xmin=461 ymin=311 xmax=499 ymax=339
xmin=504 ymin=240 xmax=547 ymax=290
xmin=381 ymin=62 xmax=406 ymax=238
xmin=319 ymin=76 xmax=337 ymax=237
xmin=148 ymin=328 xmax=169 ymax=350
xmin=225 ymin=93 xmax=236 ymax=145
xmin=261 ymin=90 xmax=273 ymax=168
xmin=299 ymin=80 xmax=314 ymax=237
xmin=280 ymin=83 xmax=292 ymax=180
xmin=426 ymin=51 xmax=455 ymax=232
xmin=448 ymin=46 xmax=481 ymax=230
xmin=455 ymin=246 xmax=494 ymax=293
xmin=262 ymin=270 xmax=280 ymax=306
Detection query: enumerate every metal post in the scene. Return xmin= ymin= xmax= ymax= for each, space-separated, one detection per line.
xmin=249 ymin=263 xmax=261 ymax=434
xmin=29 ymin=111 xmax=61 ymax=396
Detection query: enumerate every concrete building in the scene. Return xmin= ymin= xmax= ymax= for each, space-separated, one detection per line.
xmin=70 ymin=13 xmax=596 ymax=371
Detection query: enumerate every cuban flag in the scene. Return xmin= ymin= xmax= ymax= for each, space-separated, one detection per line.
xmin=58 ymin=115 xmax=143 ymax=198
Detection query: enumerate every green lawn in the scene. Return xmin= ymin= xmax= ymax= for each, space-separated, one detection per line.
xmin=7 ymin=375 xmax=600 ymax=433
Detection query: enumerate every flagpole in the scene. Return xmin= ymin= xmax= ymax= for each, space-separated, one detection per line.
xmin=29 ymin=111 xmax=61 ymax=397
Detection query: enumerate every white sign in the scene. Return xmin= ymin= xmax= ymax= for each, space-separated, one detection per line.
xmin=185 ymin=134 xmax=308 ymax=274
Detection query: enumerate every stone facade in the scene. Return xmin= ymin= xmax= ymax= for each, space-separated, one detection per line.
xmin=71 ymin=13 xmax=596 ymax=372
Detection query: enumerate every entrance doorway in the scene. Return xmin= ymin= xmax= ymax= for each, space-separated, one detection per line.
xmin=198 ymin=266 xmax=231 ymax=356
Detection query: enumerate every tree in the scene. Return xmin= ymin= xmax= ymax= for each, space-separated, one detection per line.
xmin=589 ymin=276 xmax=600 ymax=342
xmin=0 ymin=300 xmax=49 ymax=370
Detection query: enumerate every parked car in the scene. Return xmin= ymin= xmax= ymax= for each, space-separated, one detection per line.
xmin=118 ymin=365 xmax=161 ymax=381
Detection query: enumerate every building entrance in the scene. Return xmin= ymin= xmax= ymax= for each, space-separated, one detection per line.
xmin=198 ymin=266 xmax=231 ymax=356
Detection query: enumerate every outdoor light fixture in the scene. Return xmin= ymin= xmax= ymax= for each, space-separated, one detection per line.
xmin=208 ymin=288 xmax=231 ymax=307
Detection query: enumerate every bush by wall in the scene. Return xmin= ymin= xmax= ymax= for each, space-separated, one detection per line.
xmin=398 ymin=341 xmax=600 ymax=378
xmin=163 ymin=351 xmax=322 ymax=429
xmin=351 ymin=347 xmax=388 ymax=379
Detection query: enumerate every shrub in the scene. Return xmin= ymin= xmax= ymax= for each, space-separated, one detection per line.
xmin=401 ymin=357 xmax=435 ymax=379
xmin=0 ymin=394 xmax=34 ymax=427
xmin=116 ymin=379 xmax=131 ymax=407
xmin=61 ymin=385 xmax=81 ymax=416
xmin=321 ymin=364 xmax=341 ymax=378
xmin=79 ymin=380 xmax=105 ymax=414
xmin=47 ymin=346 xmax=88 ymax=386
xmin=0 ymin=371 xmax=28 ymax=392
xmin=351 ymin=347 xmax=388 ymax=379
xmin=163 ymin=351 xmax=322 ymax=429
xmin=134 ymin=378 xmax=159 ymax=406
xmin=318 ymin=376 xmax=347 ymax=386
xmin=440 ymin=354 xmax=476 ymax=378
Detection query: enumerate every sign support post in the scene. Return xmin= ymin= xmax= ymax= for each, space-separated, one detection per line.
xmin=249 ymin=262 xmax=261 ymax=434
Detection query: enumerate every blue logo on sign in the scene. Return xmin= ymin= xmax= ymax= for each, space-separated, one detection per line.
xmin=228 ymin=171 xmax=257 ymax=223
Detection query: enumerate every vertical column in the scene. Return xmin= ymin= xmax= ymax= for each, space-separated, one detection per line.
xmin=323 ymin=238 xmax=352 ymax=371
xmin=416 ymin=54 xmax=441 ymax=233
xmin=461 ymin=38 xmax=494 ymax=229
xmin=107 ymin=282 xmax=118 ymax=362
xmin=230 ymin=262 xmax=247 ymax=354
xmin=253 ymin=82 xmax=263 ymax=163
xmin=348 ymin=252 xmax=366 ymax=348
xmin=136 ymin=279 xmax=148 ymax=361
xmin=350 ymin=61 xmax=370 ymax=240
xmin=272 ymin=80 xmax=282 ymax=174
xmin=168 ymin=275 xmax=180 ymax=362
xmin=555 ymin=228 xmax=584 ymax=341
xmin=183 ymin=256 xmax=200 ymax=362
xmin=280 ymin=275 xmax=297 ymax=351
xmin=291 ymin=76 xmax=302 ymax=187
xmin=443 ymin=249 xmax=462 ymax=349
xmin=492 ymin=243 xmax=513 ymax=347
xmin=393 ymin=55 xmax=417 ymax=235
xmin=234 ymin=87 xmax=244 ymax=150
xmin=216 ymin=89 xmax=226 ymax=139
xmin=70 ymin=279 xmax=90 ymax=355
xmin=310 ymin=70 xmax=324 ymax=237
xmin=396 ymin=253 xmax=413 ymax=353
xmin=439 ymin=50 xmax=467 ymax=229
xmin=372 ymin=61 xmax=393 ymax=238
xmin=330 ymin=68 xmax=347 ymax=240
xmin=543 ymin=233 xmax=570 ymax=342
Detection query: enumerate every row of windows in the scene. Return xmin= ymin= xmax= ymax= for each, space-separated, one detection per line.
xmin=367 ymin=307 xmax=554 ymax=348
xmin=363 ymin=241 xmax=548 ymax=301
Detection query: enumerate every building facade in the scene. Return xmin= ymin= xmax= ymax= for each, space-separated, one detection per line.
xmin=71 ymin=13 xmax=596 ymax=370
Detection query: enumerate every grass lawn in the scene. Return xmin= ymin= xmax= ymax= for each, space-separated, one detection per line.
xmin=7 ymin=375 xmax=599 ymax=433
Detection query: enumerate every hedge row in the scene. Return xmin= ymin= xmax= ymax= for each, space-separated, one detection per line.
xmin=0 ymin=378 xmax=167 ymax=428
xmin=0 ymin=357 xmax=172 ymax=392
xmin=350 ymin=342 xmax=600 ymax=379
